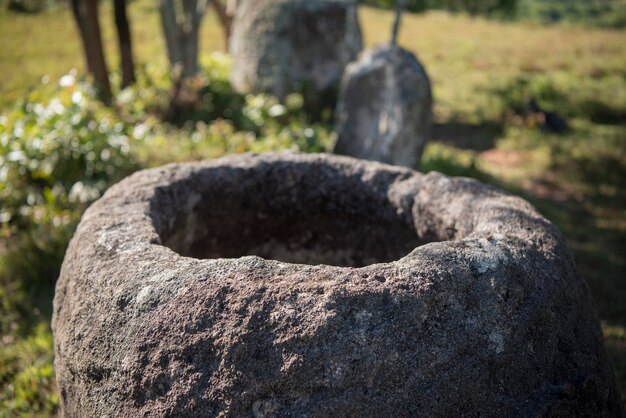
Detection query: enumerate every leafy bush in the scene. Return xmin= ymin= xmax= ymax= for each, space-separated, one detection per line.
xmin=4 ymin=0 xmax=62 ymax=13
xmin=360 ymin=0 xmax=518 ymax=16
xmin=116 ymin=54 xmax=333 ymax=165
xmin=1 ymin=53 xmax=334 ymax=234
xmin=517 ymin=0 xmax=626 ymax=28
xmin=0 ymin=323 xmax=57 ymax=415
xmin=493 ymin=73 xmax=626 ymax=125
xmin=0 ymin=74 xmax=139 ymax=233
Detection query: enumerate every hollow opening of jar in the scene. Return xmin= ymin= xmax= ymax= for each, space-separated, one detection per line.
xmin=152 ymin=164 xmax=436 ymax=267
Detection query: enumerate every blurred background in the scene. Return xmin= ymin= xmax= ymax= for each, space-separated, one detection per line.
xmin=0 ymin=0 xmax=624 ymax=415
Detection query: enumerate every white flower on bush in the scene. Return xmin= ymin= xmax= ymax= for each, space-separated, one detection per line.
xmin=117 ymin=88 xmax=134 ymax=105
xmin=0 ymin=210 xmax=10 ymax=223
xmin=13 ymin=124 xmax=24 ymax=138
xmin=59 ymin=74 xmax=76 ymax=88
xmin=69 ymin=181 xmax=101 ymax=204
xmin=71 ymin=91 xmax=84 ymax=105
xmin=48 ymin=98 xmax=65 ymax=115
xmin=7 ymin=150 xmax=25 ymax=162
xmin=133 ymin=123 xmax=149 ymax=139
xmin=108 ymin=135 xmax=130 ymax=154
xmin=268 ymin=104 xmax=286 ymax=118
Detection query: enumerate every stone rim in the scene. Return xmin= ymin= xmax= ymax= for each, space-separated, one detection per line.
xmin=83 ymin=151 xmax=558 ymax=274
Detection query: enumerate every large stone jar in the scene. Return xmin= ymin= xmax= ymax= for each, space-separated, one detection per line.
xmin=229 ymin=0 xmax=362 ymax=104
xmin=53 ymin=153 xmax=623 ymax=417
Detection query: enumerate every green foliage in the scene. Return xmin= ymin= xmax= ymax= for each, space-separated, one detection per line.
xmin=421 ymin=143 xmax=491 ymax=181
xmin=0 ymin=323 xmax=58 ymax=416
xmin=3 ymin=0 xmax=59 ymax=13
xmin=0 ymin=75 xmax=139 ymax=233
xmin=518 ymin=0 xmax=626 ymax=28
xmin=493 ymin=73 xmax=626 ymax=124
xmin=115 ymin=54 xmax=333 ymax=165
xmin=362 ymin=0 xmax=626 ymax=26
xmin=361 ymin=0 xmax=518 ymax=16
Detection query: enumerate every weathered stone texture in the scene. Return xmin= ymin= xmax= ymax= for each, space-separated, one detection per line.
xmin=229 ymin=0 xmax=362 ymax=101
xmin=334 ymin=43 xmax=432 ymax=168
xmin=53 ymin=152 xmax=623 ymax=417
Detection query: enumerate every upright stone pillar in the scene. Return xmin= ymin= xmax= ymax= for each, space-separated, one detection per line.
xmin=334 ymin=43 xmax=432 ymax=168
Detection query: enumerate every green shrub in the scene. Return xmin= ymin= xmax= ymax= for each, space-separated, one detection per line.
xmin=119 ymin=54 xmax=333 ymax=165
xmin=360 ymin=0 xmax=517 ymax=16
xmin=0 ymin=322 xmax=58 ymax=416
xmin=517 ymin=0 xmax=626 ymax=28
xmin=493 ymin=73 xmax=626 ymax=125
xmin=0 ymin=74 xmax=139 ymax=234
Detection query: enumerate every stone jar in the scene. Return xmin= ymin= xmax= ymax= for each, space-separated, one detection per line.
xmin=334 ymin=43 xmax=432 ymax=169
xmin=52 ymin=152 xmax=623 ymax=417
xmin=229 ymin=0 xmax=362 ymax=108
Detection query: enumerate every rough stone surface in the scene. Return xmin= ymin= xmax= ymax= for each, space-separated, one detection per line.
xmin=229 ymin=0 xmax=362 ymax=102
xmin=53 ymin=152 xmax=623 ymax=417
xmin=333 ymin=43 xmax=432 ymax=168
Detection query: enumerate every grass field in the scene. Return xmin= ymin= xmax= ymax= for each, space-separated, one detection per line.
xmin=1 ymin=1 xmax=625 ymax=414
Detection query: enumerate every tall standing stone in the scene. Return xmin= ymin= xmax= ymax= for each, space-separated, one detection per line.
xmin=334 ymin=43 xmax=432 ymax=168
xmin=229 ymin=0 xmax=362 ymax=107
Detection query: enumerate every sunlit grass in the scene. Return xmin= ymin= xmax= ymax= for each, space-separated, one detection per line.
xmin=0 ymin=0 xmax=225 ymax=108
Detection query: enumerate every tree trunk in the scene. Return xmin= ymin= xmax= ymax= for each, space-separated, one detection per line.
xmin=183 ymin=0 xmax=202 ymax=78
xmin=114 ymin=0 xmax=136 ymax=88
xmin=159 ymin=0 xmax=210 ymax=78
xmin=159 ymin=0 xmax=183 ymax=74
xmin=78 ymin=0 xmax=112 ymax=103
xmin=85 ymin=0 xmax=112 ymax=103
xmin=70 ymin=0 xmax=95 ymax=75
xmin=212 ymin=0 xmax=233 ymax=49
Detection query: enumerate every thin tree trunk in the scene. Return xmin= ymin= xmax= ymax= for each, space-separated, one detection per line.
xmin=159 ymin=0 xmax=183 ymax=74
xmin=70 ymin=0 xmax=95 ymax=75
xmin=84 ymin=0 xmax=112 ymax=103
xmin=159 ymin=0 xmax=210 ymax=78
xmin=212 ymin=0 xmax=233 ymax=49
xmin=159 ymin=0 xmax=211 ymax=122
xmin=114 ymin=0 xmax=136 ymax=88
xmin=183 ymin=0 xmax=206 ymax=77
xmin=183 ymin=27 xmax=200 ymax=78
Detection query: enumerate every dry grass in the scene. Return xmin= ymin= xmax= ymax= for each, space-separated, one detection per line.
xmin=0 ymin=1 xmax=225 ymax=107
